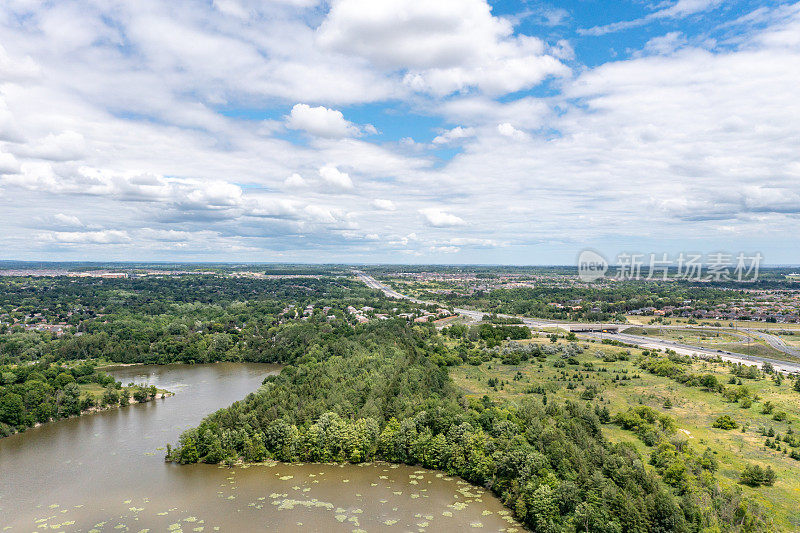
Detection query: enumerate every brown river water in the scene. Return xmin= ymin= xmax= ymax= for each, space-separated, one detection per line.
xmin=0 ymin=363 xmax=522 ymax=532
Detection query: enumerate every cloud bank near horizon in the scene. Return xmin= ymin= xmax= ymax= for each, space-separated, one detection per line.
xmin=1 ymin=0 xmax=799 ymax=263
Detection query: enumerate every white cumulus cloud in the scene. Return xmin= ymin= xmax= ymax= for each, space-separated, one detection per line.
xmin=372 ymin=198 xmax=396 ymax=210
xmin=318 ymin=165 xmax=354 ymax=189
xmin=0 ymin=151 xmax=20 ymax=174
xmin=419 ymin=208 xmax=467 ymax=227
xmin=497 ymin=122 xmax=528 ymax=140
xmin=53 ymin=213 xmax=84 ymax=228
xmin=432 ymin=126 xmax=475 ymax=144
xmin=284 ymin=173 xmax=307 ymax=187
xmin=39 ymin=230 xmax=131 ymax=244
xmin=286 ymin=103 xmax=361 ymax=138
xmin=317 ymin=0 xmax=567 ymax=96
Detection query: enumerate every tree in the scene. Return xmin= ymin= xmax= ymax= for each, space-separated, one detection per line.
xmin=526 ymin=484 xmax=559 ymax=532
xmin=132 ymin=387 xmax=149 ymax=403
xmin=740 ymin=464 xmax=777 ymax=487
xmin=242 ymin=434 xmax=268 ymax=462
xmin=22 ymin=380 xmax=55 ymax=423
xmin=58 ymin=383 xmax=82 ymax=417
xmin=0 ymin=393 xmax=24 ymax=426
xmin=23 ymin=380 xmax=52 ymax=410
xmin=54 ymin=372 xmax=75 ymax=389
xmin=763 ymin=466 xmax=778 ymax=486
xmin=174 ymin=430 xmax=200 ymax=464
xmin=700 ymin=374 xmax=720 ymax=391
xmin=102 ymin=386 xmax=120 ymax=406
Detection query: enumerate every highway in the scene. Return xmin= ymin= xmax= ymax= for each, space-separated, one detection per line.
xmin=354 ymin=271 xmax=800 ymax=374
xmin=732 ymin=330 xmax=800 ymax=359
xmin=355 ymin=271 xmax=551 ymax=325
xmin=619 ymin=323 xmax=800 ymax=359
xmin=587 ymin=331 xmax=800 ymax=374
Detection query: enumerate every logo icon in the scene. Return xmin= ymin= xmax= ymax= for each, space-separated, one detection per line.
xmin=577 ymin=250 xmax=608 ymax=282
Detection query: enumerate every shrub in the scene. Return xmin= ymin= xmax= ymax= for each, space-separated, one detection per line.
xmin=740 ymin=398 xmax=752 ymax=409
xmin=712 ymin=415 xmax=738 ymax=430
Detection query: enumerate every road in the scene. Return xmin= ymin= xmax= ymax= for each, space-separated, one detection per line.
xmin=355 ymin=271 xmax=552 ymax=325
xmin=354 ymin=271 xmax=800 ymax=374
xmin=621 ymin=323 xmax=800 ymax=359
xmin=355 ymin=271 xmax=486 ymax=322
xmin=738 ymin=330 xmax=800 ymax=358
xmin=588 ymin=331 xmax=800 ymax=374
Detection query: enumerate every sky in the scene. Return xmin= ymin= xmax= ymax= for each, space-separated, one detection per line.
xmin=1 ymin=0 xmax=799 ymax=265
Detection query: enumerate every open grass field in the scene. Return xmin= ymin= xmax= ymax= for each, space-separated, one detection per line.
xmin=623 ymin=326 xmax=744 ymax=345
xmin=450 ymin=337 xmax=800 ymax=530
xmin=778 ymin=333 xmax=800 ymax=349
xmin=713 ymin=342 xmax=796 ymax=360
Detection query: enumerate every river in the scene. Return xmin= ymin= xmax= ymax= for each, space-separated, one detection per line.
xmin=0 ymin=363 xmax=521 ymax=532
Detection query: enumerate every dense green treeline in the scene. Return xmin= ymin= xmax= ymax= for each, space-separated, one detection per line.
xmin=169 ymin=321 xmax=769 ymax=532
xmin=0 ymin=361 xmax=114 ymax=436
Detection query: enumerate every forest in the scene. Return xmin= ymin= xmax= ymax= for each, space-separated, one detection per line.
xmin=168 ymin=319 xmax=771 ymax=532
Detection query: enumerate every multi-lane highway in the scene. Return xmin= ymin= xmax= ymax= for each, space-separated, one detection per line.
xmin=354 ymin=271 xmax=800 ymax=374
xmin=355 ymin=271 xmax=552 ymax=325
xmin=617 ymin=323 xmax=800 ymax=359
xmin=586 ymin=331 xmax=800 ymax=374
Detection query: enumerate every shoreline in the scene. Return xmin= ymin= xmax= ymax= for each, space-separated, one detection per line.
xmin=94 ymin=361 xmax=148 ymax=371
xmin=3 ymin=389 xmax=174 ymax=439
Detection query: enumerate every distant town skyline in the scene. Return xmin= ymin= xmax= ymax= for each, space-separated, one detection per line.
xmin=1 ymin=0 xmax=799 ymax=263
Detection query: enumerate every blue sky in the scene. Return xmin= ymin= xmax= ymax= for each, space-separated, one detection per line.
xmin=0 ymin=0 xmax=799 ymax=264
